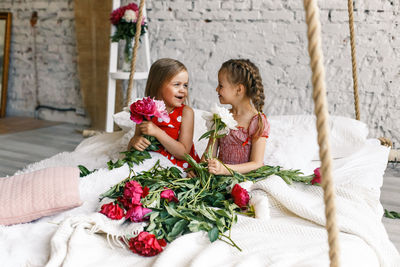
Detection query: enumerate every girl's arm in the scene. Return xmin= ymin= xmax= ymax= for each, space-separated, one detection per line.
xmin=139 ymin=106 xmax=194 ymax=160
xmin=208 ymin=136 xmax=267 ymax=175
xmin=127 ymin=124 xmax=151 ymax=151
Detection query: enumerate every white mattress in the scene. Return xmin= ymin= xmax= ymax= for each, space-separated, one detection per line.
xmin=0 ymin=114 xmax=399 ymax=267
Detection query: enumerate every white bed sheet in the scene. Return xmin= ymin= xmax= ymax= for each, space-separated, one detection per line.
xmin=0 ymin=123 xmax=399 ymax=266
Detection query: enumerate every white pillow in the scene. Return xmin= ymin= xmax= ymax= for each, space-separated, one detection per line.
xmin=264 ymin=115 xmax=318 ymax=173
xmin=263 ymin=115 xmax=369 ymax=172
xmin=113 ymin=109 xmax=369 ymax=171
xmin=113 ymin=108 xmax=132 ymax=132
xmin=325 ymin=115 xmax=369 ymax=159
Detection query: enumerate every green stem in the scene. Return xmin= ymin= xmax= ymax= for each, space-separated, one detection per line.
xmin=188 ymin=173 xmax=212 ymax=205
xmin=219 ymin=233 xmax=242 ymax=251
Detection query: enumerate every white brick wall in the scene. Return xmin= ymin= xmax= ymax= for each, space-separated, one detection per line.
xmin=1 ymin=0 xmax=88 ymax=125
xmin=2 ymin=0 xmax=400 ymax=147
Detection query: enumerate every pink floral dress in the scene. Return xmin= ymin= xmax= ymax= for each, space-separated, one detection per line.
xmin=218 ymin=114 xmax=270 ymax=165
xmin=151 ymin=105 xmax=200 ymax=168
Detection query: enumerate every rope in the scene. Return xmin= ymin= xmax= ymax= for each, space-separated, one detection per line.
xmin=347 ymin=0 xmax=360 ymax=120
xmin=126 ymin=0 xmax=146 ymax=106
xmin=378 ymin=137 xmax=393 ymax=148
xmin=303 ymin=1 xmax=340 ymax=266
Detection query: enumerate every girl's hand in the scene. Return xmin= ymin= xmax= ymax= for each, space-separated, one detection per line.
xmin=138 ymin=121 xmax=161 ymax=137
xmin=186 ymin=170 xmax=197 ymax=178
xmin=207 ymin=158 xmax=230 ymax=175
xmin=128 ymin=135 xmax=151 ymax=151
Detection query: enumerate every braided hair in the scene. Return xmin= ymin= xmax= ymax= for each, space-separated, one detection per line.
xmin=220 ymin=59 xmax=265 ymax=138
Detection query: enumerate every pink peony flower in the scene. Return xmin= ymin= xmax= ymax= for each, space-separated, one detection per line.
xmin=160 ymin=188 xmax=179 ymax=203
xmin=124 ymin=180 xmax=143 ymax=205
xmin=153 ymin=99 xmax=170 ymax=123
xmin=130 ymin=97 xmax=156 ymax=124
xmin=129 ymin=97 xmax=170 ymax=124
xmin=99 ymin=202 xmax=125 ymax=220
xmin=130 ymin=111 xmax=144 ymax=124
xmin=128 ymin=231 xmax=167 ymax=257
xmin=125 ymin=205 xmax=152 ymax=222
xmin=231 ymin=184 xmax=250 ymax=209
xmin=311 ymin=167 xmax=321 ymax=185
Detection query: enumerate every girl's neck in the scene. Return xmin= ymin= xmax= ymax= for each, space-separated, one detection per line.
xmin=230 ymin=100 xmax=256 ymax=116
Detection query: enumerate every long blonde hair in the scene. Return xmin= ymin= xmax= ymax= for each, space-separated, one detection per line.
xmin=219 ymin=59 xmax=265 ymax=138
xmin=145 ymin=58 xmax=188 ymax=100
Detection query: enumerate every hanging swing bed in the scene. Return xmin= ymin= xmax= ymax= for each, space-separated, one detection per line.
xmin=0 ymin=0 xmax=399 ymax=266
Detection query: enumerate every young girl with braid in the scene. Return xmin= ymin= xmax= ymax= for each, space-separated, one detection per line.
xmin=205 ymin=59 xmax=270 ymax=175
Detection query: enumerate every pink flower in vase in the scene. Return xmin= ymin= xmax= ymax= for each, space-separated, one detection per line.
xmin=110 ymin=3 xmax=140 ymax=25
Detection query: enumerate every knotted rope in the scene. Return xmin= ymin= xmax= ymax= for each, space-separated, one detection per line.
xmin=347 ymin=0 xmax=360 ymax=120
xmin=303 ymin=0 xmax=340 ymax=266
xmin=126 ymin=0 xmax=146 ymax=106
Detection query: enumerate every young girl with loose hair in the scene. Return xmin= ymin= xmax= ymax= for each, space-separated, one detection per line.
xmin=128 ymin=58 xmax=200 ymax=168
xmin=205 ymin=59 xmax=270 ymax=175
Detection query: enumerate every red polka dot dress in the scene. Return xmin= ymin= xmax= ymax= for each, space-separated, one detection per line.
xmin=151 ymin=105 xmax=200 ymax=169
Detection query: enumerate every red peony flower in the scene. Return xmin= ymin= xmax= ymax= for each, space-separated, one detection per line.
xmin=311 ymin=167 xmax=321 ymax=185
xmin=99 ymin=202 xmax=125 ymax=220
xmin=231 ymin=184 xmax=250 ymax=209
xmin=110 ymin=3 xmax=140 ymax=25
xmin=124 ymin=180 xmax=143 ymax=205
xmin=160 ymin=188 xmax=179 ymax=203
xmin=125 ymin=205 xmax=152 ymax=222
xmin=130 ymin=97 xmax=156 ymax=124
xmin=129 ymin=231 xmax=167 ymax=257
xmin=117 ymin=196 xmax=134 ymax=210
xmin=142 ymin=186 xmax=150 ymax=198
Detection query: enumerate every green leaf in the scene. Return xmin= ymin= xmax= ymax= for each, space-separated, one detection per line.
xmin=214 ymin=209 xmax=231 ymax=218
xmin=208 ymin=227 xmax=219 ymax=242
xmin=78 ymin=165 xmax=97 ymax=177
xmin=146 ymin=221 xmax=156 ymax=232
xmin=165 ymin=205 xmax=183 ymax=218
xmin=199 ymin=207 xmax=216 ymax=221
xmin=149 ymin=211 xmax=159 ymax=221
xmin=385 ymin=209 xmax=400 ymax=219
xmin=164 ymin=217 xmax=180 ymax=226
xmin=187 ymin=220 xmax=201 ymax=232
xmin=169 ymin=219 xmax=188 ymax=238
xmin=198 ymin=130 xmax=214 ymax=141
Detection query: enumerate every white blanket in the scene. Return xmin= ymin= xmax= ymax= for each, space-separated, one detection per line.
xmin=1 ymin=132 xmax=399 ymax=267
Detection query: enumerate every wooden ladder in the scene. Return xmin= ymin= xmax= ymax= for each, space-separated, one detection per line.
xmin=105 ymin=0 xmax=151 ymax=132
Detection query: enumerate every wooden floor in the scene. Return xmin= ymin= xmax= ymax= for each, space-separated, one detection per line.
xmin=0 ymin=120 xmax=399 ymax=253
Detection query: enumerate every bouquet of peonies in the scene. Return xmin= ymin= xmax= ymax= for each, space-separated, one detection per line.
xmin=105 ymin=97 xmax=170 ymax=171
xmin=200 ymin=104 xmax=238 ymax=159
xmin=99 ymin=160 xmax=250 ymax=256
xmin=129 ymin=96 xmax=170 ymax=124
xmin=99 ymin=158 xmax=320 ymax=256
xmin=110 ymin=2 xmax=147 ymax=64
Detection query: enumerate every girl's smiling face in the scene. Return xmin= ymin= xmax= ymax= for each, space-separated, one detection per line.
xmin=159 ymin=70 xmax=189 ymax=111
xmin=216 ymin=70 xmax=238 ymax=105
